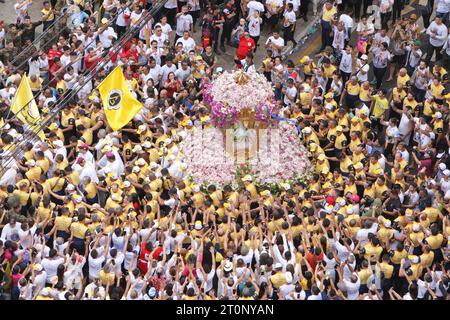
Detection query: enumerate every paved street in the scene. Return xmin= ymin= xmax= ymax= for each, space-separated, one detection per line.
xmin=0 ymin=1 xmax=318 ymax=70
xmin=0 ymin=0 xmax=428 ymax=80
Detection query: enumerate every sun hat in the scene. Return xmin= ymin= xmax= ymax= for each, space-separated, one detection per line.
xmin=224 ymin=261 xmax=233 ymax=272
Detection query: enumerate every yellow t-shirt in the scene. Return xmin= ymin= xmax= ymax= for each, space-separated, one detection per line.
xmin=372 ymin=95 xmax=389 ymax=118
xmin=322 ymin=6 xmax=337 ymax=22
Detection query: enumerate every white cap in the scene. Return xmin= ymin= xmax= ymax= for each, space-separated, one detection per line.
xmin=4 ymin=123 xmax=10 ymax=130
xmin=410 ymin=256 xmax=420 ymax=264
xmin=384 ymin=220 xmax=391 ymax=228
xmin=150 ymin=162 xmax=158 ymax=169
xmin=143 ymin=141 xmax=151 ymax=149
xmin=274 ymin=262 xmax=283 ymax=269
xmin=412 ymin=224 xmax=420 ymax=232
xmin=444 ymin=169 xmax=450 ymax=177
xmin=435 ymin=112 xmax=442 ymax=119
xmin=132 ymin=166 xmax=140 ymax=173
xmin=27 ymin=159 xmax=36 ymax=167
xmin=34 ymin=264 xmax=43 ymax=272
xmin=137 ymin=158 xmax=146 ymax=166
xmin=124 ymin=181 xmax=131 ymax=188
xmin=67 ymin=184 xmax=75 ymax=191
xmin=303 ymin=127 xmax=312 ymax=134
xmin=165 ymin=138 xmax=172 ymax=145
xmin=439 ymin=163 xmax=447 ymax=171
xmin=361 ymin=54 xmax=368 ymax=60
xmin=53 ymin=140 xmax=63 ymax=147
xmin=224 ymin=261 xmax=233 ymax=272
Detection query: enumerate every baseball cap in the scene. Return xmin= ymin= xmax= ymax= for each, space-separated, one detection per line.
xmin=137 ymin=125 xmax=147 ymax=134
xmin=194 ymin=220 xmax=202 ymax=230
xmin=34 ymin=264 xmax=43 ymax=272
xmin=148 ymin=287 xmax=157 ymax=298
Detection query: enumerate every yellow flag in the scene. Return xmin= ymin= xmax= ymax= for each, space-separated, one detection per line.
xmin=10 ymin=75 xmax=45 ymax=140
xmin=97 ymin=66 xmax=143 ymax=131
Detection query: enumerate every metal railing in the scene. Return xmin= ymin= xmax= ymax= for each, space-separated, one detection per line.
xmin=0 ymin=1 xmax=167 ymax=176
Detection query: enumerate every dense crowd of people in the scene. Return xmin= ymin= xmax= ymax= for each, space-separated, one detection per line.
xmin=0 ymin=0 xmax=448 ymax=301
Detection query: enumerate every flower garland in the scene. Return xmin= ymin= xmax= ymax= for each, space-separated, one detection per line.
xmin=178 ymin=122 xmax=312 ymax=192
xmin=203 ymin=71 xmax=279 ymax=127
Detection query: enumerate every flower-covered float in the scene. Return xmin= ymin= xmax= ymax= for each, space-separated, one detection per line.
xmin=178 ymin=70 xmax=311 ymax=191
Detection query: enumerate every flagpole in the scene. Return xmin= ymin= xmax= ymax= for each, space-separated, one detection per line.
xmin=0 ymin=4 xmax=131 ymax=136
xmin=0 ymin=3 xmax=166 ymax=174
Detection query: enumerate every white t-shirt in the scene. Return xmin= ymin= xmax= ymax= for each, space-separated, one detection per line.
xmin=283 ymin=85 xmax=297 ymax=106
xmin=0 ymin=222 xmax=22 ymax=241
xmin=164 ymin=0 xmax=178 ymax=9
xmin=247 ymin=1 xmax=265 ymax=17
xmin=176 ymin=37 xmax=196 ymax=53
xmin=116 ymin=7 xmax=131 ymax=27
xmin=283 ymin=11 xmax=296 ymax=28
xmin=88 ymin=256 xmax=105 ymax=279
xmin=149 ymin=64 xmax=162 ymax=86
xmin=340 ymin=51 xmax=353 ymax=73
xmin=339 ymin=14 xmax=354 ymax=29
xmin=150 ymin=33 xmax=168 ymax=49
xmin=266 ymin=36 xmax=285 ymax=56
xmin=42 ymin=257 xmax=65 ymax=282
xmin=427 ymin=21 xmax=448 ymax=47
xmin=356 ymin=60 xmax=370 ymax=82
xmin=155 ymin=23 xmax=173 ymax=38
xmin=176 ymin=14 xmax=193 ymax=36
xmin=98 ymin=27 xmax=117 ymax=48
xmin=248 ymin=16 xmax=262 ymax=37
xmin=160 ymin=63 xmax=178 ymax=84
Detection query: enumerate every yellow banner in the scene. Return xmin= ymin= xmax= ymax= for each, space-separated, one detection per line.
xmin=10 ymin=75 xmax=45 ymax=140
xmin=97 ymin=66 xmax=143 ymax=131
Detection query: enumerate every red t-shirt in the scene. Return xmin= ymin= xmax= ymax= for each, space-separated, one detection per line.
xmin=47 ymin=49 xmax=62 ymax=70
xmin=237 ymin=36 xmax=255 ymax=60
xmin=137 ymin=243 xmax=163 ymax=274
xmin=306 ymin=251 xmax=324 ymax=271
xmin=85 ymin=54 xmax=101 ymax=70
